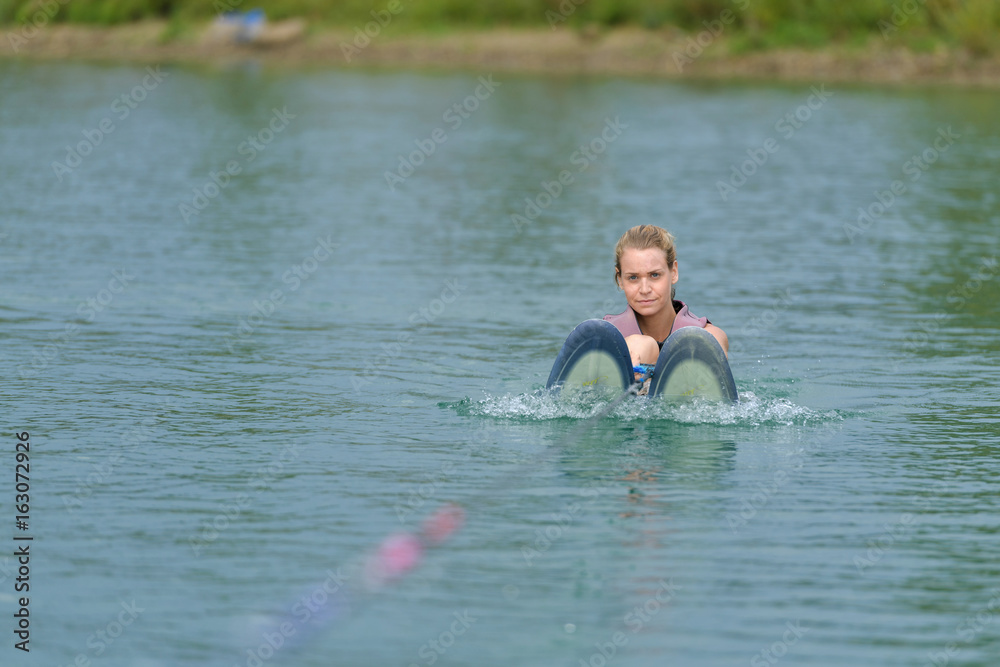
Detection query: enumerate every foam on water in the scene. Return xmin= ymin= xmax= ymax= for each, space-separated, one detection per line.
xmin=453 ymin=388 xmax=840 ymax=426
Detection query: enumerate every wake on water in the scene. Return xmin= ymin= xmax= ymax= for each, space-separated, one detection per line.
xmin=453 ymin=387 xmax=840 ymax=427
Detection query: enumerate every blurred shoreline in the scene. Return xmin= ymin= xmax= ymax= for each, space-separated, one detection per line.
xmin=3 ymin=21 xmax=1000 ymax=87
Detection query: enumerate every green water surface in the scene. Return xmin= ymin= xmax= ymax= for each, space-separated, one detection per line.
xmin=1 ymin=60 xmax=999 ymax=666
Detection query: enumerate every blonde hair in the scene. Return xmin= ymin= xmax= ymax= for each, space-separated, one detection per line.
xmin=614 ymin=225 xmax=677 ymax=299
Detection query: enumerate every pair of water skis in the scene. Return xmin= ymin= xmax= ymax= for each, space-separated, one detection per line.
xmin=546 ymin=320 xmax=738 ymax=403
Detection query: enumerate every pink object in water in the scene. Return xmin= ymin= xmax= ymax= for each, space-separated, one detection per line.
xmin=363 ymin=504 xmax=465 ymax=590
xmin=422 ymin=504 xmax=465 ymax=545
xmin=376 ymin=533 xmax=424 ymax=579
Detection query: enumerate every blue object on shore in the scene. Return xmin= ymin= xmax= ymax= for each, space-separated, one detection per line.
xmin=220 ymin=8 xmax=265 ymax=43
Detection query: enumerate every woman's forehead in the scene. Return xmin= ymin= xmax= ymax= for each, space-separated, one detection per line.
xmin=620 ymin=247 xmax=669 ymax=270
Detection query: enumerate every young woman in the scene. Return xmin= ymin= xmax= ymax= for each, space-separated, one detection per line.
xmin=604 ymin=225 xmax=728 ymax=372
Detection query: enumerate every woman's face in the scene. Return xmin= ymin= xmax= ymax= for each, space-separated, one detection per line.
xmin=616 ymin=247 xmax=678 ymax=319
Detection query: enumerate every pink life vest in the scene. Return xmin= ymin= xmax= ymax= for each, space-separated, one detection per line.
xmin=603 ymin=300 xmax=708 ymax=341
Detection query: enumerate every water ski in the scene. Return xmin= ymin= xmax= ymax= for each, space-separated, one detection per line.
xmin=648 ymin=326 xmax=738 ymax=403
xmin=546 ymin=319 xmax=633 ymax=396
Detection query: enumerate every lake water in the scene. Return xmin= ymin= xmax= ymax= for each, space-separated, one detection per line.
xmin=2 ymin=59 xmax=999 ymax=667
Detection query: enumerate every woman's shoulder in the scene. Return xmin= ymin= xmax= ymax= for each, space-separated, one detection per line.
xmin=678 ymin=300 xmax=727 ymax=353
xmin=602 ymin=308 xmax=628 ymax=322
xmin=603 ymin=307 xmax=641 ymax=337
xmin=673 ymin=300 xmax=709 ymax=329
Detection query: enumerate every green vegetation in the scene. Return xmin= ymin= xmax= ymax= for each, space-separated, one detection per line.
xmin=2 ymin=0 xmax=998 ymax=55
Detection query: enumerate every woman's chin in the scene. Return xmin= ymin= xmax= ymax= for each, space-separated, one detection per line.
xmin=631 ymin=302 xmax=661 ymax=317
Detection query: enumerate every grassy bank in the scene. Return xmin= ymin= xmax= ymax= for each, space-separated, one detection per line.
xmin=1 ymin=0 xmax=998 ymax=55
